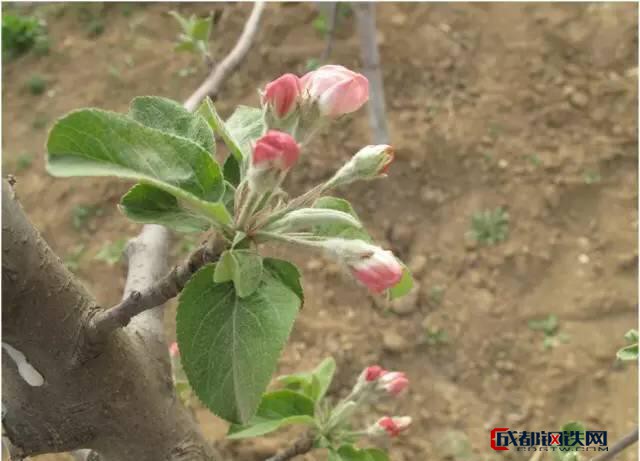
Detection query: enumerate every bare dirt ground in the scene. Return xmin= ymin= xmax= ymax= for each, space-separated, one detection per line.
xmin=2 ymin=3 xmax=638 ymax=461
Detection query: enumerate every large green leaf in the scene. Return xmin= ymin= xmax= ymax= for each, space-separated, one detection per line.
xmin=313 ymin=196 xmax=371 ymax=241
xmin=214 ymin=249 xmax=263 ymax=298
xmin=177 ymin=264 xmax=302 ymax=424
xmin=225 ymin=105 xmax=264 ymax=155
xmin=223 ymin=154 xmax=241 ymax=187
xmin=263 ymin=258 xmax=304 ymax=305
xmin=120 ymin=183 xmax=213 ymax=232
xmin=128 ymin=96 xmax=215 ymax=154
xmin=227 ymin=390 xmax=316 ymax=439
xmin=46 ymin=108 xmax=229 ymax=224
xmin=198 ymin=98 xmax=245 ymax=163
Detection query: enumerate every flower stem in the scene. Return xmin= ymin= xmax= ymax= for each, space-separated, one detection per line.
xmin=236 ymin=188 xmax=257 ymax=229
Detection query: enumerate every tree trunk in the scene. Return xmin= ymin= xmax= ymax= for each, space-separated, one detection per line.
xmin=2 ymin=179 xmax=217 ymax=460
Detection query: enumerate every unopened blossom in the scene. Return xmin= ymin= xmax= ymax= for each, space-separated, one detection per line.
xmin=328 ymin=145 xmax=395 ymax=188
xmin=247 ymin=130 xmax=300 ymax=194
xmin=252 ymin=130 xmax=300 ymax=171
xmin=353 ymin=364 xmax=386 ymax=394
xmin=300 ymin=64 xmax=369 ymax=117
xmin=378 ymin=371 xmax=409 ymax=395
xmin=364 ymin=365 xmax=385 ymax=382
xmin=354 ymin=366 xmax=409 ymax=397
xmin=350 ymin=248 xmax=403 ymax=294
xmin=369 ymin=416 xmax=412 ymax=438
xmin=262 ymin=73 xmax=302 ymax=119
xmin=321 ymin=239 xmax=403 ymax=294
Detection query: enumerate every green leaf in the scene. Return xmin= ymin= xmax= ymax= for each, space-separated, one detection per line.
xmin=197 ymin=98 xmax=245 ymax=163
xmin=263 ymin=258 xmax=304 ymax=305
xmin=191 ymin=16 xmax=211 ymax=41
xmin=225 ymin=105 xmax=265 ymax=155
xmin=46 ymin=108 xmax=230 ymax=225
xmin=277 ymin=373 xmax=315 ymax=397
xmin=277 ymin=357 xmax=335 ymax=402
xmin=223 ymin=155 xmax=241 ymax=187
xmin=331 ymin=445 xmax=389 ymax=461
xmin=313 ymin=196 xmax=371 ymax=241
xmin=128 ymin=96 xmax=215 ymax=154
xmin=168 ymin=10 xmax=190 ymax=32
xmin=120 ymin=183 xmax=212 ymax=232
xmin=528 ymin=315 xmax=559 ymax=336
xmin=624 ymin=329 xmax=639 ymax=343
xmin=227 ymin=390 xmax=316 ymax=439
xmin=312 ymin=357 xmax=336 ymax=401
xmin=389 ymin=265 xmax=414 ymax=300
xmin=617 ymin=344 xmax=638 ymax=361
xmin=222 ymin=181 xmax=236 ymax=214
xmin=617 ymin=329 xmax=638 ymax=361
xmin=174 ymin=39 xmax=196 ymax=53
xmin=94 ymin=238 xmax=127 ymax=266
xmin=176 ymin=264 xmax=302 ymax=424
xmin=214 ymin=250 xmax=263 ymax=298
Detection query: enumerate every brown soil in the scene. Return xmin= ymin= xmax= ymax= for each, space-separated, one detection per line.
xmin=2 ymin=3 xmax=638 ymax=461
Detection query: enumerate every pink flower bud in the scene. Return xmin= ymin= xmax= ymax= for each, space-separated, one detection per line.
xmin=300 ymin=64 xmax=369 ymax=117
xmin=350 ymin=247 xmax=403 ymax=294
xmin=370 ymin=416 xmax=412 ymax=438
xmin=378 ymin=371 xmax=409 ymax=395
xmin=353 ymin=364 xmax=386 ymax=395
xmin=262 ymin=73 xmax=302 ymax=119
xmin=365 ymin=365 xmax=386 ymax=382
xmin=169 ymin=342 xmax=179 ymax=357
xmin=252 ymin=130 xmax=300 ymax=171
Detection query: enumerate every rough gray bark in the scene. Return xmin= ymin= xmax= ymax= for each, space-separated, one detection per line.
xmin=2 ymin=3 xmax=266 ymax=459
xmin=265 ymin=432 xmax=314 ymax=461
xmin=1 ymin=180 xmax=217 ymax=460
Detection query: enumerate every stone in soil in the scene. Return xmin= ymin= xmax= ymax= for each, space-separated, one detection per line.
xmin=383 ymin=330 xmax=411 ymax=353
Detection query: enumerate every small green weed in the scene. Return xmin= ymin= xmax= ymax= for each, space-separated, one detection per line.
xmin=94 ymin=239 xmax=127 ymax=266
xmin=428 ymin=285 xmax=445 ymax=307
xmin=584 ymin=170 xmax=601 ymax=184
xmin=64 ymin=244 xmax=86 ymax=272
xmin=2 ymin=13 xmax=48 ymax=60
xmin=527 ymin=154 xmax=542 ymax=167
xmin=16 ymin=153 xmax=34 ymax=172
xmin=528 ymin=314 xmax=570 ymax=350
xmin=468 ymin=207 xmax=509 ymax=245
xmin=26 ymin=74 xmax=46 ymax=95
xmin=423 ymin=326 xmax=449 ymax=346
xmin=72 ymin=204 xmax=104 ymax=231
xmin=169 ymin=11 xmax=212 ymax=62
